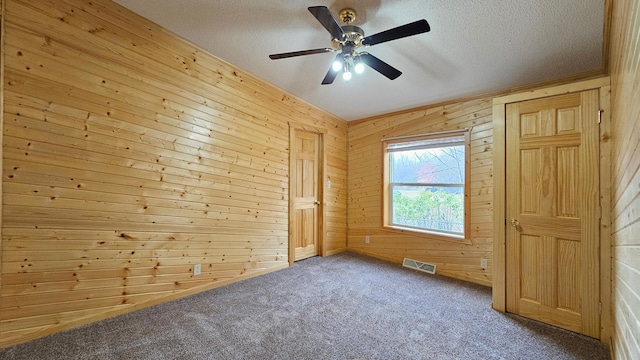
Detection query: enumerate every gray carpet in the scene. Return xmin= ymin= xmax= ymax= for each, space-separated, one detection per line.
xmin=0 ymin=252 xmax=610 ymax=359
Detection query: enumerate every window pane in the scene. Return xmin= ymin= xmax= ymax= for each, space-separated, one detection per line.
xmin=391 ymin=185 xmax=464 ymax=234
xmin=390 ymin=145 xmax=465 ymax=184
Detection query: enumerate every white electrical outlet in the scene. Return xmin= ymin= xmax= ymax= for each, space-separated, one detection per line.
xmin=365 ymin=236 xmax=370 ymax=244
xmin=193 ymin=264 xmax=201 ymax=276
xmin=326 ymin=180 xmax=331 ymax=189
xmin=480 ymin=258 xmax=488 ymax=270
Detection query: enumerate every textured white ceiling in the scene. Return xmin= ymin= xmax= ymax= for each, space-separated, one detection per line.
xmin=113 ymin=0 xmax=605 ymax=121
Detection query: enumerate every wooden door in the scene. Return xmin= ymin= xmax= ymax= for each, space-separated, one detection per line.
xmin=291 ymin=130 xmax=321 ymax=262
xmin=505 ymin=90 xmax=600 ymax=338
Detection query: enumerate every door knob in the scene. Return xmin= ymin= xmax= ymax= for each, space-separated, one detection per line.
xmin=510 ymin=218 xmax=519 ymax=227
xmin=314 ymin=200 xmax=321 ymax=205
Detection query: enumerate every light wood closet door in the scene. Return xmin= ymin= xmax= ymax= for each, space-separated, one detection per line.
xmin=292 ymin=130 xmax=321 ymax=261
xmin=506 ymin=90 xmax=600 ymax=338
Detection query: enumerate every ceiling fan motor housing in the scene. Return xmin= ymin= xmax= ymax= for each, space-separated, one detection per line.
xmin=332 ymin=25 xmax=365 ymax=50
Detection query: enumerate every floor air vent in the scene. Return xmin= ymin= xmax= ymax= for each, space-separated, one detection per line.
xmin=402 ymin=258 xmax=436 ymax=274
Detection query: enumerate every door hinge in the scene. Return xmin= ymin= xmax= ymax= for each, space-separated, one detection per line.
xmin=599 ymin=302 xmax=602 ymax=315
xmin=598 ymin=110 xmax=603 ymax=124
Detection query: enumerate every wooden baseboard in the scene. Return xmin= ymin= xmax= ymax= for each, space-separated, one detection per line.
xmin=347 ymin=248 xmax=493 ymax=287
xmin=325 ymin=247 xmax=347 ymax=256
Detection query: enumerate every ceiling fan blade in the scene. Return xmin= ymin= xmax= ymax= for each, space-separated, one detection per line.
xmin=269 ymin=48 xmax=335 ymax=60
xmin=321 ymin=54 xmax=342 ymax=85
xmin=362 ymin=19 xmax=431 ymax=46
xmin=360 ymin=53 xmax=402 ymax=80
xmin=308 ymin=6 xmax=345 ymax=41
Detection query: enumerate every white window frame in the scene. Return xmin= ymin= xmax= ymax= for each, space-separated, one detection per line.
xmin=382 ymin=129 xmax=471 ymax=240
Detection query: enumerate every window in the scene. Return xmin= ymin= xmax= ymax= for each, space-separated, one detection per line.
xmin=382 ymin=130 xmax=470 ymax=238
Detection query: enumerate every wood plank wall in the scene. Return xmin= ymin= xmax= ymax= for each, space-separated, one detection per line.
xmin=609 ymin=0 xmax=640 ymax=357
xmin=347 ymin=98 xmax=494 ymax=286
xmin=0 ymin=0 xmax=347 ymax=348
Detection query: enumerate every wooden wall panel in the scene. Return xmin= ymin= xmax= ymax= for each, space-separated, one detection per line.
xmin=0 ymin=0 xmax=347 ymax=348
xmin=609 ymin=0 xmax=640 ymax=357
xmin=347 ymin=98 xmax=494 ymax=286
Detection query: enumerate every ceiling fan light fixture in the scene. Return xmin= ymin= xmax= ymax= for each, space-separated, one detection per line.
xmin=342 ymin=62 xmax=353 ymax=81
xmin=354 ymin=56 xmax=365 ymax=74
xmin=332 ymin=60 xmax=343 ymax=72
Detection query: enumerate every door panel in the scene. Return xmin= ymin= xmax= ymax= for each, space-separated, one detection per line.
xmin=292 ymin=130 xmax=320 ymax=261
xmin=506 ymin=90 xmax=600 ymax=338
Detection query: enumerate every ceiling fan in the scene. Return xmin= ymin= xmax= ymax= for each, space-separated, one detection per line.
xmin=269 ymin=6 xmax=431 ymax=85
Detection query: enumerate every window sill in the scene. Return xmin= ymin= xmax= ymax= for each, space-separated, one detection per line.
xmin=382 ymin=225 xmax=473 ymax=245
